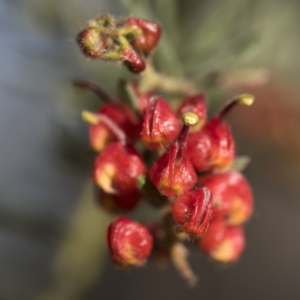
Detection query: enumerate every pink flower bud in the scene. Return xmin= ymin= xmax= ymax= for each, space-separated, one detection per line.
xmin=76 ymin=27 xmax=106 ymax=58
xmin=107 ymin=217 xmax=153 ymax=267
xmin=93 ymin=142 xmax=146 ymax=195
xmin=199 ymin=220 xmax=245 ymax=263
xmin=141 ymin=96 xmax=180 ymax=150
xmin=199 ymin=172 xmax=253 ymax=225
xmin=187 ymin=118 xmax=235 ymax=172
xmin=172 ymin=188 xmax=212 ymax=236
xmin=126 ymin=18 xmax=161 ymax=55
xmin=177 ymin=94 xmax=207 ymax=132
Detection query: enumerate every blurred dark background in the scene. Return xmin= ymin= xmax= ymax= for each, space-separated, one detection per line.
xmin=1 ymin=0 xmax=300 ymax=299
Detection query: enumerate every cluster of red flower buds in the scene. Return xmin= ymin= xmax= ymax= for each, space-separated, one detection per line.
xmin=77 ymin=14 xmax=161 ymax=73
xmin=76 ymin=15 xmax=255 ymax=284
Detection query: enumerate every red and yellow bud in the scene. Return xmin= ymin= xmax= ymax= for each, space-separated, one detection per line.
xmin=83 ymin=103 xmax=138 ymax=151
xmin=99 ymin=103 xmax=138 ymax=141
xmin=187 ymin=118 xmax=235 ymax=172
xmin=107 ymin=217 xmax=153 ymax=267
xmin=199 ymin=220 xmax=245 ymax=263
xmin=199 ymin=171 xmax=253 ymax=225
xmin=149 ymin=142 xmax=197 ymax=198
xmin=141 ymin=96 xmax=180 ymax=150
xmin=125 ymin=18 xmax=161 ymax=55
xmin=187 ymin=94 xmax=255 ymax=173
xmin=93 ymin=142 xmax=146 ymax=195
xmin=149 ymin=113 xmax=199 ymax=197
xmin=172 ymin=188 xmax=212 ymax=237
xmin=76 ymin=27 xmax=107 ymax=58
xmin=177 ymin=94 xmax=207 ymax=132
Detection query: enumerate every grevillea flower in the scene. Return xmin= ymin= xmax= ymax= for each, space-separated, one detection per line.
xmin=76 ymin=13 xmax=256 ymax=283
xmin=199 ymin=219 xmax=245 ymax=263
xmin=141 ymin=96 xmax=180 ymax=150
xmin=149 ymin=113 xmax=199 ymax=197
xmin=172 ymin=188 xmax=212 ymax=236
xmin=199 ymin=171 xmax=253 ymax=225
xmin=93 ymin=142 xmax=146 ymax=195
xmin=125 ymin=18 xmax=161 ymax=55
xmin=107 ymin=217 xmax=153 ymax=267
xmin=187 ymin=94 xmax=254 ymax=172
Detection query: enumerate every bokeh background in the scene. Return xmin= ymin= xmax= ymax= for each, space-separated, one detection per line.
xmin=1 ymin=0 xmax=300 ymax=299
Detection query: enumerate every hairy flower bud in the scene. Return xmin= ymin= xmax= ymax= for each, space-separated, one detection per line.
xmin=199 ymin=172 xmax=253 ymax=225
xmin=121 ymin=47 xmax=146 ymax=73
xmin=126 ymin=18 xmax=161 ymax=55
xmin=141 ymin=96 xmax=180 ymax=149
xmin=107 ymin=217 xmax=153 ymax=267
xmin=77 ymin=27 xmax=106 ymax=58
xmin=177 ymin=94 xmax=207 ymax=132
xmin=187 ymin=118 xmax=235 ymax=172
xmin=93 ymin=142 xmax=146 ymax=195
xmin=199 ymin=220 xmax=245 ymax=263
xmin=172 ymin=188 xmax=212 ymax=236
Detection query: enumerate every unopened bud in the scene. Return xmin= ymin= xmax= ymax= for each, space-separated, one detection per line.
xmin=77 ymin=27 xmax=106 ymax=58
xmin=141 ymin=96 xmax=180 ymax=150
xmin=199 ymin=171 xmax=253 ymax=225
xmin=107 ymin=217 xmax=153 ymax=267
xmin=172 ymin=188 xmax=212 ymax=236
xmin=199 ymin=220 xmax=245 ymax=263
xmin=125 ymin=18 xmax=161 ymax=55
xmin=121 ymin=47 xmax=146 ymax=73
xmin=93 ymin=142 xmax=146 ymax=195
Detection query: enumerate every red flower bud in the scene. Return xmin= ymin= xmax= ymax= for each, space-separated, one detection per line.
xmin=84 ymin=103 xmax=138 ymax=151
xmin=126 ymin=18 xmax=161 ymax=55
xmin=149 ymin=142 xmax=197 ymax=198
xmin=96 ymin=188 xmax=140 ymax=212
xmin=149 ymin=113 xmax=199 ymax=198
xmin=187 ymin=94 xmax=255 ymax=172
xmin=121 ymin=47 xmax=146 ymax=73
xmin=99 ymin=103 xmax=138 ymax=141
xmin=177 ymin=94 xmax=207 ymax=132
xmin=199 ymin=220 xmax=245 ymax=263
xmin=107 ymin=217 xmax=153 ymax=267
xmin=141 ymin=96 xmax=180 ymax=150
xmin=199 ymin=172 xmax=253 ymax=225
xmin=187 ymin=118 xmax=235 ymax=172
xmin=172 ymin=188 xmax=212 ymax=236
xmin=93 ymin=142 xmax=146 ymax=195
xmin=76 ymin=27 xmax=106 ymax=58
